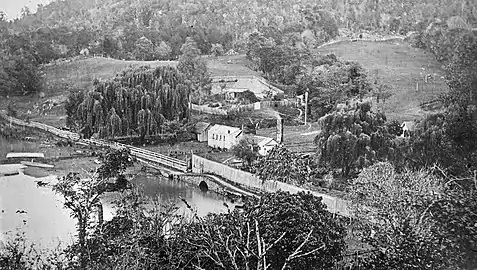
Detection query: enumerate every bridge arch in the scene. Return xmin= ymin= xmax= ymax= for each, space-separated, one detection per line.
xmin=199 ymin=180 xmax=209 ymax=192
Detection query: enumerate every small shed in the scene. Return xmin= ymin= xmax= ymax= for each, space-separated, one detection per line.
xmin=249 ymin=135 xmax=278 ymax=156
xmin=208 ymin=124 xmax=243 ymax=150
xmin=224 ymin=88 xmax=249 ymax=100
xmin=194 ymin=122 xmax=212 ymax=142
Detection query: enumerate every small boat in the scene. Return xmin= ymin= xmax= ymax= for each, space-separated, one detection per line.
xmin=20 ymin=161 xmax=54 ymax=169
xmin=6 ymin=153 xmax=45 ymax=159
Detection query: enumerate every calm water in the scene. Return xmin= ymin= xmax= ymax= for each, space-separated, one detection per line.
xmin=0 ymin=136 xmax=236 ymax=249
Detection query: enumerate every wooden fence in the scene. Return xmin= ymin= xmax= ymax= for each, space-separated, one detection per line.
xmin=191 ymin=99 xmax=298 ymax=116
xmin=190 ymin=103 xmax=228 ymax=115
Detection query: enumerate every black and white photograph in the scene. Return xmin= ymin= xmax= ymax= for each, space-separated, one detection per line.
xmin=0 ymin=0 xmax=476 ymax=269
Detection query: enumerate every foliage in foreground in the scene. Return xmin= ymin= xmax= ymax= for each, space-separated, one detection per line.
xmin=1 ymin=189 xmax=347 ymax=270
xmin=81 ymin=191 xmax=346 ymax=270
xmin=347 ymin=162 xmax=477 ymax=269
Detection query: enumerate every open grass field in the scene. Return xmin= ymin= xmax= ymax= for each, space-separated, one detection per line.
xmin=205 ymin=54 xmax=258 ymax=77
xmin=42 ymin=57 xmax=178 ymax=97
xmin=257 ymin=122 xmax=321 ymax=153
xmin=317 ymin=40 xmax=448 ymax=121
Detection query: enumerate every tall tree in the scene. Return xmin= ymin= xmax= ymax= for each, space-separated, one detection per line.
xmin=177 ymin=37 xmax=211 ymax=102
xmin=134 ymin=36 xmax=154 ymax=60
xmin=314 ymin=100 xmax=396 ymax=177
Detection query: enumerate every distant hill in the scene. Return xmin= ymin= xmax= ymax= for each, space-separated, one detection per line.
xmin=317 ymin=40 xmax=448 ymax=121
xmin=7 ymin=0 xmax=475 ymax=61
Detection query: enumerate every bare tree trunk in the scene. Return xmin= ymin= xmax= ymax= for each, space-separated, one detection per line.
xmin=97 ymin=203 xmax=104 ymax=228
xmin=78 ymin=215 xmax=87 ymax=269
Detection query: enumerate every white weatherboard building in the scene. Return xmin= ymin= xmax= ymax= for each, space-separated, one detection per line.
xmin=207 ymin=125 xmax=243 ymax=150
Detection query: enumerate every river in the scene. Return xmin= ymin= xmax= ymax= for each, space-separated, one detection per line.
xmin=0 ymin=136 xmax=237 ymax=250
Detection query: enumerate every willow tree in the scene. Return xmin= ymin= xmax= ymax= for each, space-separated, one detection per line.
xmin=76 ymin=66 xmax=190 ymax=139
xmin=108 ymin=108 xmax=121 ymax=138
xmin=314 ymin=100 xmax=396 ymax=177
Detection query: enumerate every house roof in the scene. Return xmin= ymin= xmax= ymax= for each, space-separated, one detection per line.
xmin=209 ymin=124 xmax=242 ymax=137
xmin=224 ymin=88 xmax=249 ymax=93
xmin=194 ymin=121 xmax=211 ymax=134
xmin=211 ymin=76 xmax=284 ymax=99
xmin=249 ymin=135 xmax=277 ymax=147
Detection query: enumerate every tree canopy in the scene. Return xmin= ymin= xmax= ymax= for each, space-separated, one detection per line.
xmin=75 ymin=65 xmax=190 ymax=139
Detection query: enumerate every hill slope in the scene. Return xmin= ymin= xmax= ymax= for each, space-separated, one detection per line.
xmin=42 ymin=57 xmax=178 ymax=96
xmin=317 ymin=40 xmax=448 ymax=121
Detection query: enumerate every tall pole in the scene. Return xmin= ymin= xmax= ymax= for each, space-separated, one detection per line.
xmin=304 ymin=91 xmax=308 ymax=126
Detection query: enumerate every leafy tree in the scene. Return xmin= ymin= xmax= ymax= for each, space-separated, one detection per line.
xmin=231 ymin=137 xmax=259 ymax=168
xmin=65 ymin=89 xmax=84 ymax=128
xmin=134 ymin=36 xmax=154 ymax=60
xmin=300 ymin=59 xmax=372 ymax=120
xmin=177 ymin=37 xmax=212 ymax=102
xmin=176 ymin=191 xmax=346 ymax=270
xmin=154 ymin=41 xmax=172 ymax=60
xmin=210 ymin=43 xmax=224 ymax=56
xmin=314 ymin=100 xmax=396 ymax=177
xmin=53 ymin=148 xmax=134 ymax=269
xmin=0 ymin=49 xmax=42 ymax=95
xmin=299 ymin=5 xmax=339 ymax=45
xmin=407 ymin=29 xmax=477 ymax=176
xmin=252 ymin=146 xmax=322 ymax=185
xmin=348 ymin=162 xmax=476 ymax=269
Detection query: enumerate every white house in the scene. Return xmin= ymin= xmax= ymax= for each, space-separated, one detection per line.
xmin=249 ymin=135 xmax=279 ymax=156
xmin=208 ymin=125 xmax=243 ymax=150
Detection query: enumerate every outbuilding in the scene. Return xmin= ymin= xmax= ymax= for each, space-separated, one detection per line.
xmin=194 ymin=122 xmax=212 ymax=142
xmin=249 ymin=135 xmax=279 ymax=156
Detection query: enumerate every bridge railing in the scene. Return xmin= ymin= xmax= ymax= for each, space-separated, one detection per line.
xmin=86 ymin=138 xmax=188 ymax=172
xmin=0 ymin=111 xmax=187 ymax=172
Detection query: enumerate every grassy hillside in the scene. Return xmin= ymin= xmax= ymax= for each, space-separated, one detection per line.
xmin=317 ymin=40 xmax=448 ymax=121
xmin=206 ymin=54 xmax=258 ymax=77
xmin=0 ymin=58 xmax=177 ymax=127
xmin=42 ymin=57 xmax=178 ymax=97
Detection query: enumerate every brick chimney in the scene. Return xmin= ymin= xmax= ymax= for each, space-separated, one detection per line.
xmin=276 ymin=117 xmax=283 ymax=144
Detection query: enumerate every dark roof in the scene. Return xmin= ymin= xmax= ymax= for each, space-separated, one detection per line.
xmin=194 ymin=122 xmax=211 ymax=134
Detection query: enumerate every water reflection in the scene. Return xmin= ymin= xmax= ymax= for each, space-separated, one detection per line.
xmin=0 ymin=173 xmax=76 ymax=249
xmin=0 ymin=135 xmax=237 ymax=249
